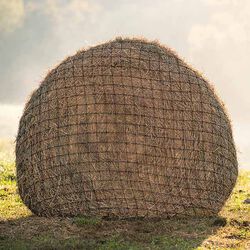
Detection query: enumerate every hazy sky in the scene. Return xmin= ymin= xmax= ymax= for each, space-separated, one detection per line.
xmin=0 ymin=0 xmax=249 ymax=168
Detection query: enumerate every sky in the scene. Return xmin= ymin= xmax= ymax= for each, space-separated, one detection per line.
xmin=0 ymin=0 xmax=249 ymax=168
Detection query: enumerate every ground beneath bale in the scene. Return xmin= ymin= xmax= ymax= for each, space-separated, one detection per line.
xmin=0 ymin=160 xmax=249 ymax=249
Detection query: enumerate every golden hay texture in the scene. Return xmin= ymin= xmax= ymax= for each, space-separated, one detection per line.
xmin=16 ymin=38 xmax=238 ymax=218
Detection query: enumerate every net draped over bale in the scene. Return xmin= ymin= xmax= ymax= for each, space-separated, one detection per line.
xmin=16 ymin=38 xmax=238 ymax=218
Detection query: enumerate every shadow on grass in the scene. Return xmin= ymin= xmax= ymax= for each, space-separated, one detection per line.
xmin=0 ymin=215 xmax=226 ymax=250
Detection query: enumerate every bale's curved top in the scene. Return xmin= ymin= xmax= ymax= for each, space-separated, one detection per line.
xmin=16 ymin=38 xmax=238 ymax=218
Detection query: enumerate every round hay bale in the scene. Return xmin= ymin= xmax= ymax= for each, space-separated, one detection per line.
xmin=16 ymin=38 xmax=238 ymax=218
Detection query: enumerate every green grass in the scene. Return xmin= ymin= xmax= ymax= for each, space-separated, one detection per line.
xmin=0 ymin=142 xmax=249 ymax=249
xmin=73 ymin=216 xmax=101 ymax=226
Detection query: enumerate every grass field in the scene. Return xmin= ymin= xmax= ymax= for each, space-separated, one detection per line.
xmin=0 ymin=141 xmax=249 ymax=249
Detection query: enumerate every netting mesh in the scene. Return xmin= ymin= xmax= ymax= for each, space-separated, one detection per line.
xmin=16 ymin=38 xmax=238 ymax=218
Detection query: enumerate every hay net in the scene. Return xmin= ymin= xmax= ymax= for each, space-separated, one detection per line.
xmin=16 ymin=38 xmax=238 ymax=218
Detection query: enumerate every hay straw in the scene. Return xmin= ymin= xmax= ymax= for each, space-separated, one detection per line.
xmin=16 ymin=38 xmax=238 ymax=218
